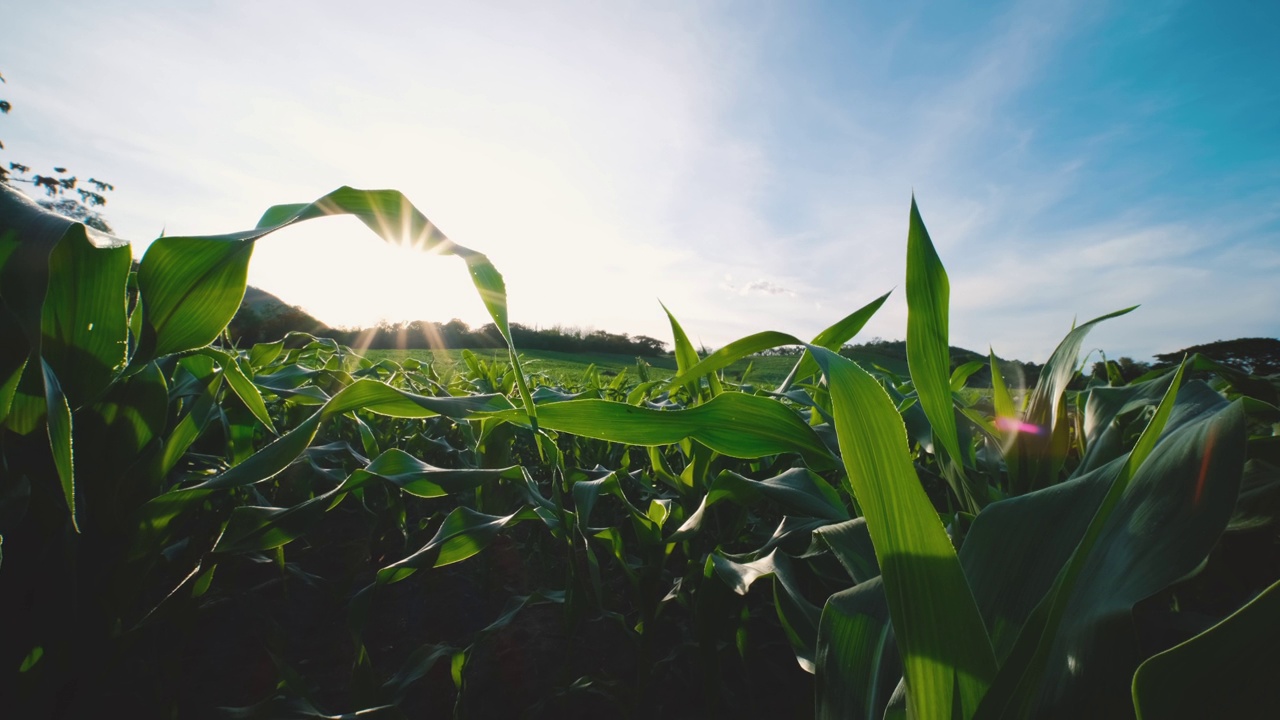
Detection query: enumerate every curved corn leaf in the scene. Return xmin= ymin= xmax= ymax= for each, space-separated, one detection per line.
xmin=816 ymin=578 xmax=900 ymax=720
xmin=1132 ymin=577 xmax=1280 ymax=719
xmin=1 ymin=187 xmax=131 ymax=529
xmin=213 ymin=490 xmax=343 ymax=555
xmin=711 ymin=550 xmax=823 ymax=672
xmin=377 ymin=506 xmax=535 ymax=584
xmin=195 ymin=380 xmax=512 ymax=491
xmin=572 ymin=471 xmax=647 ymax=533
xmin=362 ymin=448 xmax=515 ymax=498
xmin=197 ymin=347 xmax=277 ymax=434
xmin=662 ymin=330 xmax=802 ymax=392
xmin=133 ymin=187 xmax=536 ymax=432
xmin=1008 ymin=306 xmax=1137 ymax=493
xmin=813 ymin=518 xmax=880 ymax=584
xmin=135 ymin=234 xmax=253 ymax=361
xmin=808 ymin=345 xmax=996 ymax=719
xmin=212 ymin=446 xmax=517 ymax=555
xmin=1 ymin=186 xmax=129 ymax=410
xmin=973 ymin=373 xmax=1247 ymax=718
xmin=40 ymin=225 xmax=131 ymax=409
xmin=777 ymin=291 xmax=891 ymax=393
xmin=669 ymin=467 xmax=847 ymax=541
xmin=1076 ymin=369 xmax=1176 ymax=474
xmin=482 ymin=392 xmax=837 ymax=470
xmin=950 ymin=360 xmax=986 ymax=393
xmin=988 ymin=349 xmax=1020 ymax=481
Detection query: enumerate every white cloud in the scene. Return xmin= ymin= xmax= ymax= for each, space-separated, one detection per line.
xmin=4 ymin=0 xmax=1276 ymax=362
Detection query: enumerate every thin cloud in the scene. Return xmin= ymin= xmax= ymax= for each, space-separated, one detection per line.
xmin=3 ymin=0 xmax=1276 ymax=361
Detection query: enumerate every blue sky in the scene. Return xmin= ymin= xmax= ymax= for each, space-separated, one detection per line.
xmin=4 ymin=0 xmax=1278 ymax=361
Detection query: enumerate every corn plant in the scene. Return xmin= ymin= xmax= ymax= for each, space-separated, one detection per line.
xmin=2 ymin=180 xmax=1278 ymax=718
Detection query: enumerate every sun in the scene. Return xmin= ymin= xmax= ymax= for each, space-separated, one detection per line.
xmin=244 ymin=215 xmax=492 ymax=348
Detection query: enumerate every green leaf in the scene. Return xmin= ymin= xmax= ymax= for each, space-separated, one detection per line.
xmin=377 ymin=506 xmax=533 ymax=584
xmin=39 ymin=225 xmax=131 ymax=409
xmin=972 ymin=375 xmax=1248 ymax=718
xmin=813 ymin=518 xmax=880 ymax=584
xmin=483 ymin=392 xmax=837 ymax=470
xmin=777 ymin=291 xmax=892 ymax=393
xmin=904 ymin=197 xmax=971 ymax=493
xmin=213 ymin=492 xmax=341 ymax=554
xmin=247 ymin=338 xmax=285 ymax=370
xmin=197 ymin=347 xmax=277 ymax=434
xmin=133 ymin=188 xmax=535 ymax=432
xmin=41 ymin=359 xmax=75 ymax=530
xmin=712 ymin=550 xmax=823 ymax=672
xmin=1132 ymin=577 xmax=1280 ymax=719
xmin=135 ymin=235 xmax=253 ymax=360
xmin=0 ymin=184 xmax=130 ymax=526
xmin=193 ymin=379 xmax=511 ymax=491
xmin=1008 ymin=306 xmax=1137 ymax=493
xmin=989 ymin=349 xmax=1020 ymax=480
xmin=669 ymin=468 xmax=848 ymax=541
xmin=949 ymin=360 xmax=986 ymax=393
xmin=1076 ymin=368 xmax=1176 ymax=474
xmin=362 ymin=448 xmax=514 ymax=498
xmin=662 ymin=301 xmax=700 ymax=377
xmin=816 ymin=578 xmax=900 ymax=720
xmin=808 ymin=345 xmax=996 ymax=719
xmin=661 ymin=301 xmax=721 ymax=398
xmin=662 ymin=330 xmax=801 ymax=393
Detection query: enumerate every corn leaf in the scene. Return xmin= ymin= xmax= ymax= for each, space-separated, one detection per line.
xmin=669 ymin=467 xmax=847 ymax=541
xmin=1132 ymin=577 xmax=1280 ymax=718
xmin=197 ymin=347 xmax=277 ymax=434
xmin=808 ymin=345 xmax=996 ymax=719
xmin=134 ymin=187 xmax=534 ymax=431
xmin=661 ymin=301 xmax=721 ymax=398
xmin=972 ymin=373 xmax=1248 ymax=718
xmin=362 ymin=448 xmax=515 ymax=498
xmin=1008 ymin=306 xmax=1137 ymax=493
xmin=813 ymin=518 xmax=880 ymax=584
xmin=711 ymin=550 xmax=823 ymax=672
xmin=193 ymin=379 xmax=511 ymax=491
xmin=816 ymin=578 xmax=900 ymax=720
xmin=40 ymin=359 xmax=76 ymax=529
xmin=777 ymin=291 xmax=892 ymax=393
xmin=901 ymin=194 xmax=967 ymax=504
xmin=377 ymin=506 xmax=535 ymax=584
xmin=483 ymin=392 xmax=837 ymax=470
xmin=39 ymin=226 xmax=131 ymax=409
xmin=662 ymin=330 xmax=801 ymax=392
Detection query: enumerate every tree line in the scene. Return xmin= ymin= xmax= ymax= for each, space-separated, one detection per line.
xmin=227 ymin=305 xmax=669 ymax=357
xmin=226 ymin=292 xmax=1279 ymax=385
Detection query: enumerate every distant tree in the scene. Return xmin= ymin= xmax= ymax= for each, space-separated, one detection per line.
xmin=632 ymin=335 xmax=668 ymax=356
xmin=1089 ymin=356 xmax=1152 ymax=385
xmin=1154 ymin=337 xmax=1280 ymax=376
xmin=1 ymin=69 xmax=115 ymax=232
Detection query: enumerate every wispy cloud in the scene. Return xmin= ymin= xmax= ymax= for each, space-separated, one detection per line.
xmin=721 ymin=274 xmax=797 ymax=297
xmin=4 ymin=0 xmax=1276 ymax=361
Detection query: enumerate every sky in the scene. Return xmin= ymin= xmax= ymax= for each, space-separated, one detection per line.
xmin=4 ymin=0 xmax=1278 ymax=362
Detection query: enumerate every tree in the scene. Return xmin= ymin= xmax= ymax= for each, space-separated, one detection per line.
xmin=1 ymin=69 xmax=115 ymax=232
xmin=1154 ymin=337 xmax=1280 ymax=376
xmin=1089 ymin=356 xmax=1152 ymax=385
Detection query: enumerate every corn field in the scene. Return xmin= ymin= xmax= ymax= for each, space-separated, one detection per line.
xmin=2 ymin=183 xmax=1278 ymax=718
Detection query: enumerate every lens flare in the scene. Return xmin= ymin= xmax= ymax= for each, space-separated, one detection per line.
xmin=995 ymin=416 xmax=1044 ymax=436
